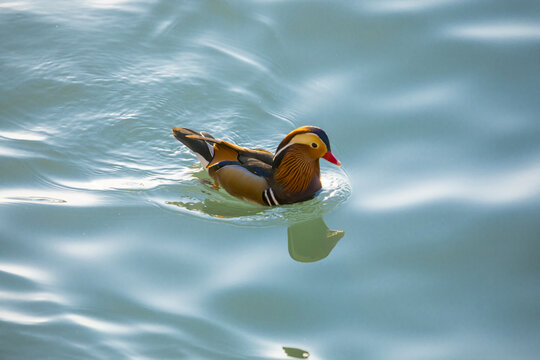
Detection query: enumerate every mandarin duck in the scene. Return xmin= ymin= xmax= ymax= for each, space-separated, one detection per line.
xmin=172 ymin=126 xmax=341 ymax=206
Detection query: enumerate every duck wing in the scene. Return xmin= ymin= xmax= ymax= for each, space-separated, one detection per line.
xmin=185 ymin=135 xmax=274 ymax=167
xmin=181 ymin=134 xmax=274 ymax=205
xmin=172 ymin=128 xmax=215 ymax=167
xmin=210 ymin=158 xmax=272 ymax=179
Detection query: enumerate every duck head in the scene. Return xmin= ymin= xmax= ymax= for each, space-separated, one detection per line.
xmin=275 ymin=126 xmax=341 ymax=166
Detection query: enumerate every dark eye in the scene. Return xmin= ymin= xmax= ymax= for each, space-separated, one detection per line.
xmin=311 ymin=142 xmax=318 ymax=148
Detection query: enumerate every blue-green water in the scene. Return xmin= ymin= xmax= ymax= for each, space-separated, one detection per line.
xmin=1 ymin=1 xmax=540 ymax=359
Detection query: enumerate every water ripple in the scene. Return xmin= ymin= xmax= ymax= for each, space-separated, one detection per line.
xmin=370 ymin=81 xmax=465 ymax=113
xmin=0 ymin=188 xmax=101 ymax=206
xmin=357 ymin=163 xmax=540 ymax=211
xmin=0 ymin=263 xmax=53 ymax=284
xmin=64 ymin=314 xmax=133 ymax=335
xmin=60 ymin=176 xmax=169 ymax=191
xmin=0 ymin=309 xmax=54 ymax=325
xmin=196 ymin=37 xmax=269 ymax=73
xmin=0 ymin=130 xmax=47 ymax=141
xmin=446 ymin=22 xmax=540 ymax=42
xmin=56 ymin=239 xmax=121 ymax=260
xmin=361 ymin=0 xmax=460 ymax=13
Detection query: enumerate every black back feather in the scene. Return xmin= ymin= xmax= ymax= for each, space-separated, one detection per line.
xmin=172 ymin=127 xmax=213 ymax=163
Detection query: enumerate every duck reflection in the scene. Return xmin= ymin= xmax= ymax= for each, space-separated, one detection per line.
xmin=166 ymin=198 xmax=343 ymax=262
xmin=166 ymin=198 xmax=265 ymax=218
xmin=287 ymin=216 xmax=344 ymax=262
xmin=282 ymin=346 xmax=310 ymax=358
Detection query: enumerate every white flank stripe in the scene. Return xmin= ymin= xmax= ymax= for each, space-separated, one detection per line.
xmin=268 ymin=188 xmax=279 ymax=206
xmin=263 ymin=190 xmax=272 ymax=206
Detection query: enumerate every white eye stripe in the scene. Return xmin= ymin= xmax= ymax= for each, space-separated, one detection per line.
xmin=273 ymin=143 xmax=292 ymax=161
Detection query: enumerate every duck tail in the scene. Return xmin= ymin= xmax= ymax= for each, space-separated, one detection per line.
xmin=172 ymin=127 xmax=215 ymax=167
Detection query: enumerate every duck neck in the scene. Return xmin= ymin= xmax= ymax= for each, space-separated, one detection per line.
xmin=272 ymin=144 xmax=321 ymax=197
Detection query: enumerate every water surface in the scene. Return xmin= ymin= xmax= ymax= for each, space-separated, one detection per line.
xmin=1 ymin=0 xmax=540 ymax=359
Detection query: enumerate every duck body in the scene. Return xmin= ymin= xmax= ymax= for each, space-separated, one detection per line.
xmin=172 ymin=126 xmax=340 ymax=206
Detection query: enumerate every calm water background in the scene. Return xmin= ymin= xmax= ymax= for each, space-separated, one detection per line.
xmin=1 ymin=1 xmax=540 ymax=359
